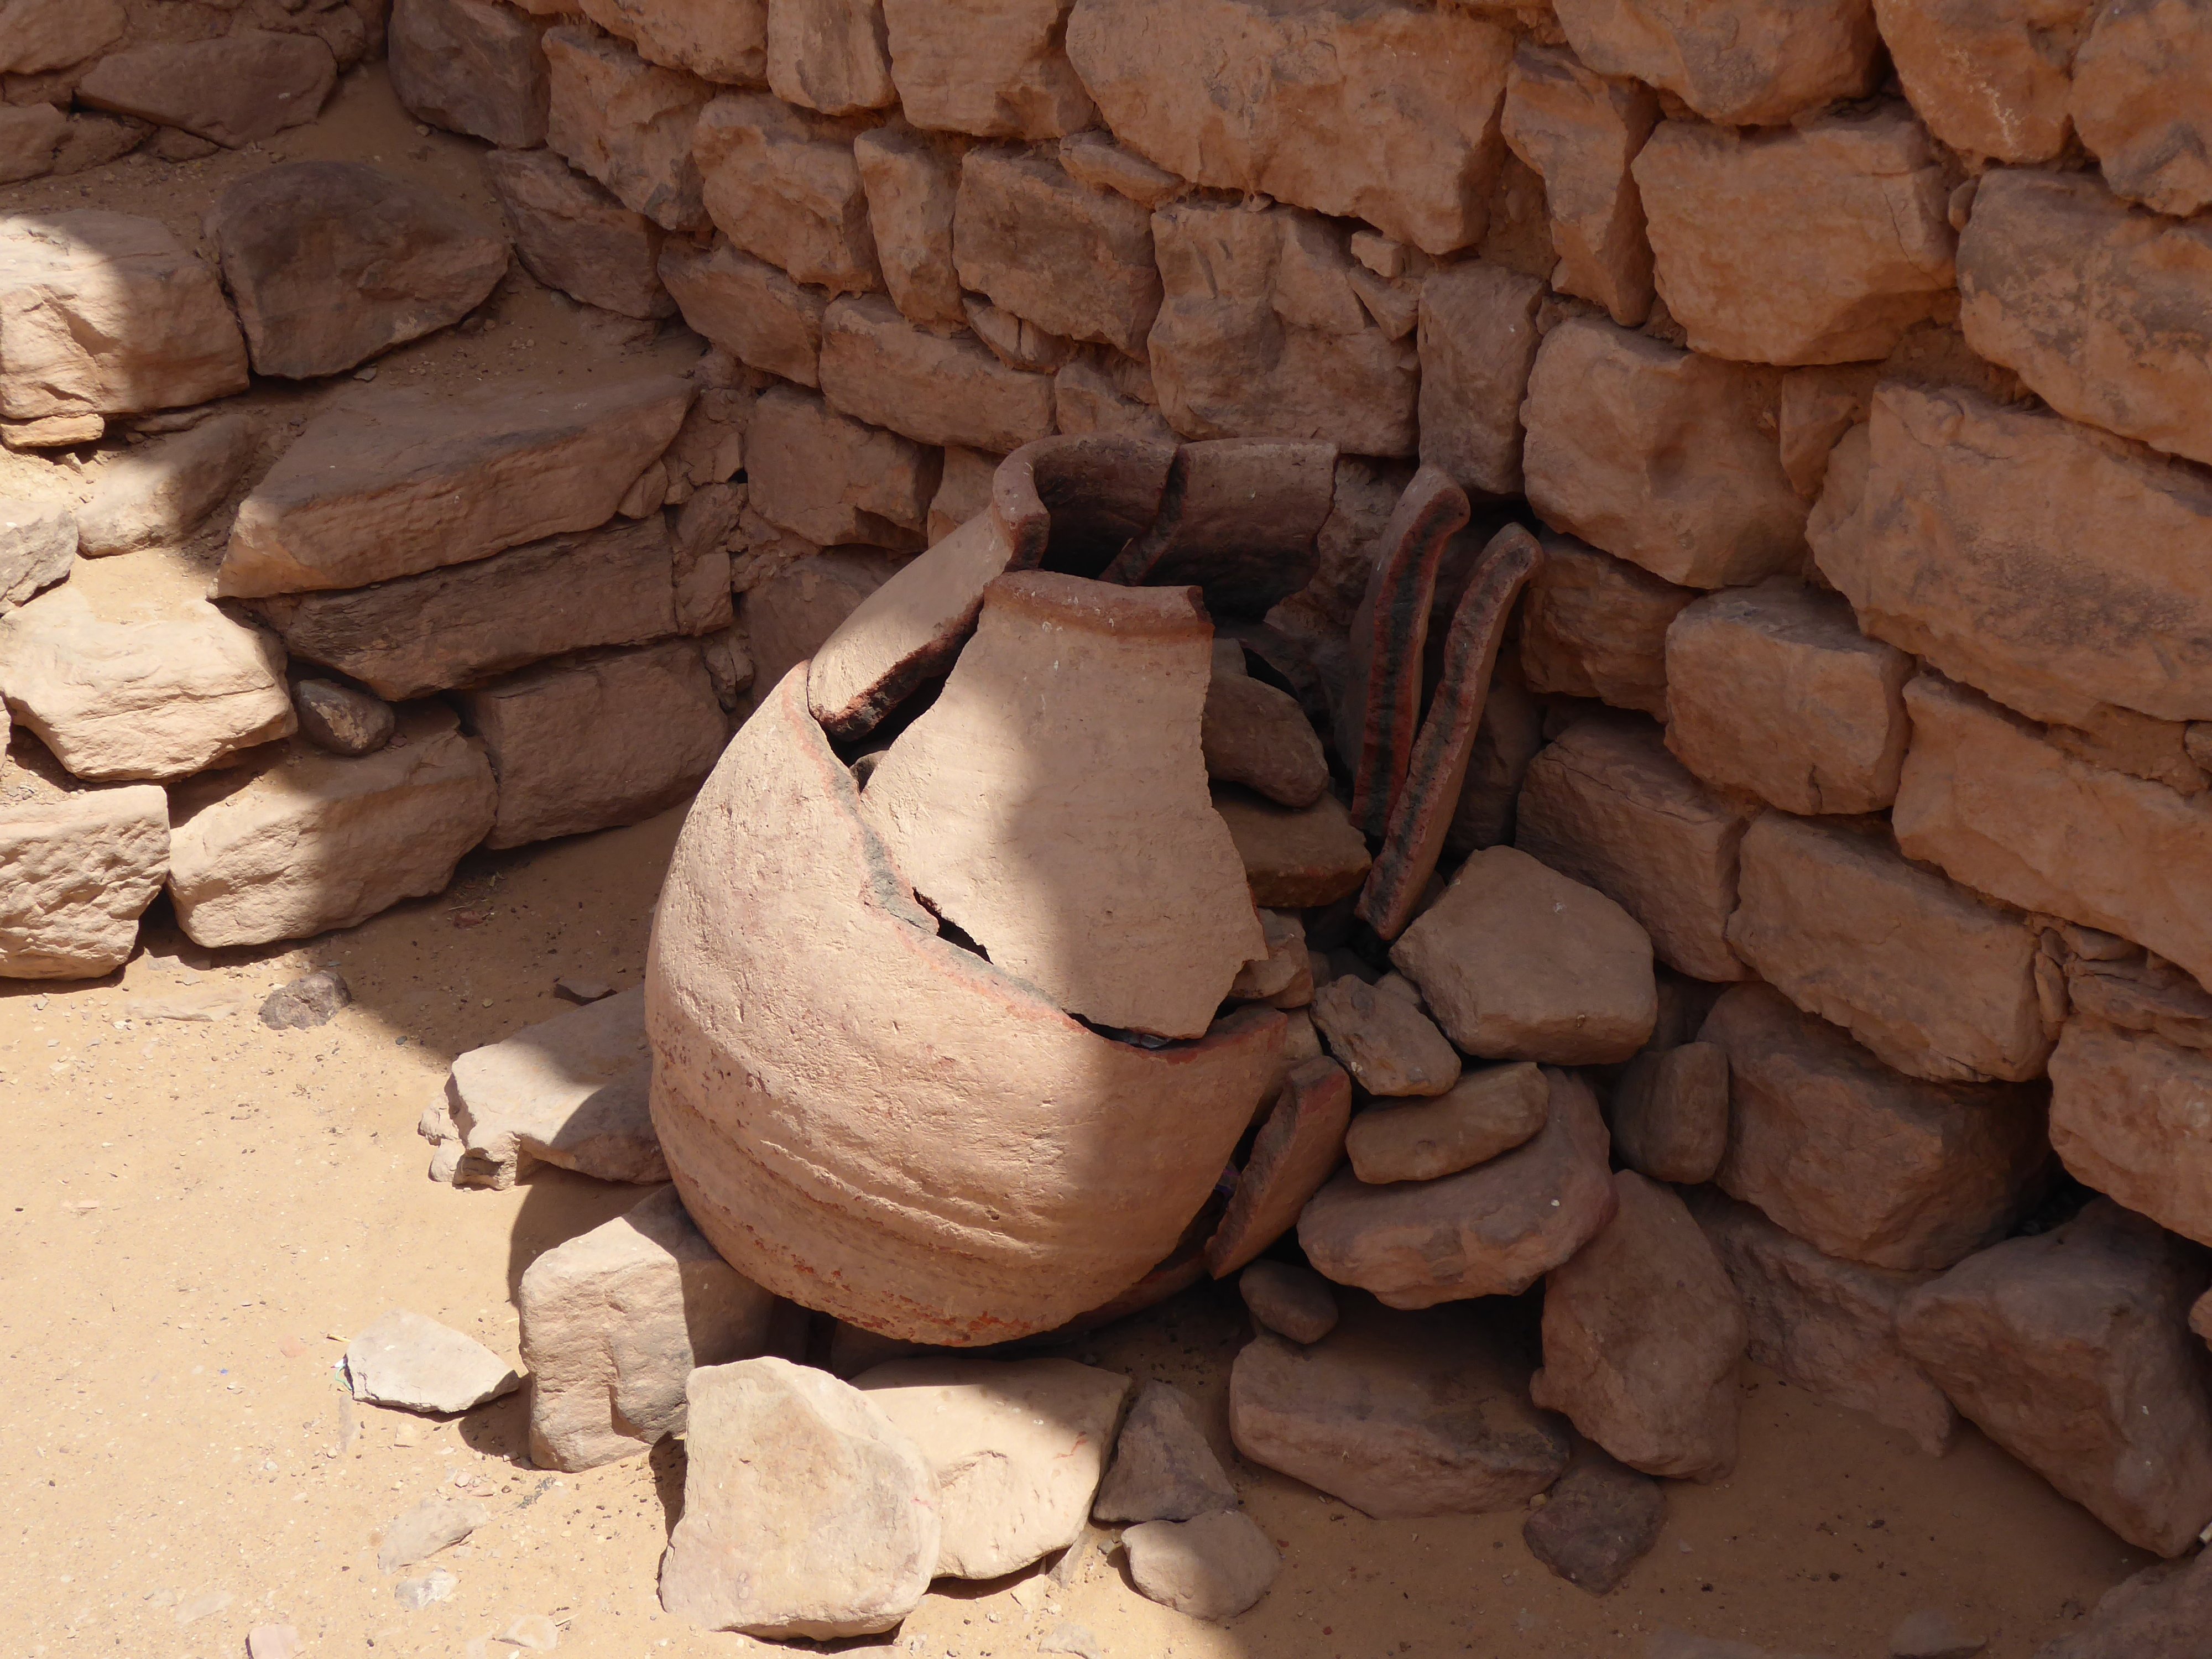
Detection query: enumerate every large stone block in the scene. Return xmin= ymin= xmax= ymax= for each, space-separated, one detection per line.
xmin=693 ymin=92 xmax=880 ymax=293
xmin=768 ymin=0 xmax=896 ymax=116
xmin=1959 ymin=168 xmax=2212 ymax=471
xmin=1728 ymin=813 xmax=2053 ymax=1084
xmin=953 ymin=147 xmax=1159 ymax=357
xmin=818 ymin=294 xmax=1055 ymax=453
xmin=1632 ymin=106 xmax=1955 ymax=367
xmin=852 ymin=126 xmax=963 ymax=327
xmin=2070 ymin=0 xmax=2212 ymax=219
xmin=2048 ymin=1019 xmax=2212 ymax=1248
xmin=575 ymin=0 xmax=765 ymax=85
xmin=1871 ymin=0 xmax=2091 ymax=165
xmin=1519 ymin=533 xmax=1691 ymax=718
xmin=1810 ymin=382 xmax=2212 ymax=728
xmin=880 ymin=0 xmax=1094 ymax=140
xmin=1522 ymin=317 xmax=1806 ymax=589
xmin=1662 ymin=578 xmax=1911 ymax=813
xmin=1553 ymin=0 xmax=1881 ymax=127
xmin=389 ymin=0 xmax=550 ymax=148
xmin=0 ymin=763 xmax=166 ymax=980
xmin=457 ymin=640 xmax=728 ymax=849
xmin=1701 ymin=982 xmax=2052 ymax=1272
xmin=0 ymin=211 xmax=247 ymax=422
xmin=745 ymin=383 xmax=935 ymax=549
xmin=543 ymin=27 xmax=711 ymax=233
xmin=1416 ymin=261 xmax=1546 ymax=497
xmin=73 ymin=32 xmax=336 ymax=148
xmin=0 ymin=0 xmax=124 ymax=76
xmin=216 ymin=374 xmax=691 ymax=598
xmin=1067 ymin=0 xmax=1512 ymax=257
xmin=659 ymin=239 xmax=822 ymax=384
xmin=486 ymin=149 xmax=672 ymax=320
xmin=166 ymin=705 xmax=497 ymax=948
xmin=1514 ymin=716 xmax=1752 ymax=983
xmin=0 ymin=103 xmax=65 ymax=187
xmin=1895 ymin=675 xmax=2212 ymax=992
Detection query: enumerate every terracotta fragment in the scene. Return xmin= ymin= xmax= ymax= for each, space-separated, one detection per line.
xmin=1203 ymin=1056 xmax=1352 ymax=1279
xmin=389 ymin=0 xmax=550 ymax=148
xmin=1520 ymin=533 xmax=1691 ymax=719
xmin=1609 ymin=1042 xmax=1727 ymax=1185
xmin=744 ymin=551 xmax=899 ymax=705
xmin=852 ymin=126 xmax=963 ymax=327
xmin=1213 ymin=786 xmax=1373 ymax=910
xmin=1872 ymin=0 xmax=2090 ymax=164
xmin=1202 ymin=674 xmax=1327 ymax=810
xmin=2070 ymin=0 xmax=2212 ymax=218
xmin=818 ymin=294 xmax=1055 ymax=452
xmin=1416 ymin=262 xmax=1547 ymax=496
xmin=658 ymin=239 xmax=822 ymax=383
xmin=1102 ymin=439 xmax=1338 ymax=617
xmin=1344 ymin=1061 xmax=1548 ymax=1185
xmin=542 ymin=27 xmax=712 ymax=232
xmin=879 ymin=0 xmax=1095 ymax=141
xmin=1552 ymin=0 xmax=1882 ymax=127
xmin=2048 ymin=1019 xmax=2212 ymax=1248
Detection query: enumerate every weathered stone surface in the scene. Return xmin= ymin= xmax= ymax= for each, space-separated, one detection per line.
xmin=0 ymin=590 xmax=293 ymax=782
xmin=1811 ymin=382 xmax=2212 ymax=728
xmin=1392 ymin=846 xmax=1656 ymax=1065
xmin=2049 ymin=1020 xmax=2212 ymax=1248
xmin=853 ymin=126 xmax=963 ymax=326
xmin=0 ymin=0 xmax=123 ymax=75
xmin=1778 ymin=361 xmax=1881 ymax=499
xmin=745 ymin=549 xmax=896 ymax=701
xmin=1897 ymin=1198 xmax=2212 ymax=1557
xmin=520 ymin=1185 xmax=776 ymax=1469
xmin=1202 ymin=672 xmax=1327 ymax=809
xmin=660 ymin=1358 xmax=938 ymax=1637
xmin=166 ymin=704 xmax=497 ymax=948
xmin=208 ymin=163 xmax=509 ymax=380
xmin=1959 ymin=168 xmax=2212 ymax=471
xmin=853 ymin=1357 xmax=1128 ymax=1579
xmin=1523 ymin=1449 xmax=1666 ymax=1595
xmin=1894 ymin=675 xmax=2212 ymax=991
xmin=949 ymin=147 xmax=1158 ymax=362
xmin=1204 ymin=1056 xmax=1353 ymax=1278
xmin=1345 ymin=1061 xmax=1548 ymax=1185
xmin=0 ymin=102 xmax=65 ymax=185
xmin=880 ymin=0 xmax=1094 ymax=140
xmin=377 ymin=1494 xmax=488 ymax=1573
xmin=2061 ymin=946 xmax=2212 ymax=1055
xmin=1521 ymin=533 xmax=1692 ymax=718
xmin=218 ymin=374 xmax=690 ymax=598
xmin=647 ymin=670 xmax=1287 ymax=1343
xmin=1228 ymin=1298 xmax=1570 ymax=1517
xmin=1239 ymin=1260 xmax=1338 ymax=1344
xmin=820 ymin=294 xmax=1055 ymax=452
xmin=294 ymin=681 xmax=394 ymax=757
xmin=253 ymin=518 xmax=721 ymax=701
xmin=1663 ymin=579 xmax=1910 ymax=813
xmin=75 ymin=33 xmax=336 ymax=148
xmin=769 ymin=0 xmax=895 ymax=114
xmin=1553 ymin=0 xmax=1881 ymax=127
xmin=1501 ymin=44 xmax=1660 ymax=327
xmin=1515 ymin=716 xmax=1754 ymax=982
xmin=2070 ymin=0 xmax=2212 ymax=219
xmin=487 ymin=149 xmax=671 ymax=319
xmin=2034 ymin=1552 xmax=2212 ymax=1659
xmin=390 ymin=0 xmax=550 ymax=148
xmin=1229 ymin=908 xmax=1313 ymax=1009
xmin=0 ymin=771 xmax=166 ymax=980
xmin=1148 ymin=201 xmax=1420 ymax=457
xmin=447 ymin=987 xmax=666 ymax=1188
xmin=1093 ymin=1379 xmax=1239 ymax=1525
xmin=1300 ymin=1070 xmax=1616 ymax=1306
xmin=1523 ymin=318 xmax=1805 ymax=589
xmin=460 ymin=640 xmax=727 ymax=849
xmin=1728 ymin=813 xmax=2053 ymax=1084
xmin=0 ymin=212 xmax=247 ymax=422
xmin=1311 ymin=977 xmax=1459 ymax=1099
xmin=695 ymin=92 xmax=879 ymax=293
xmin=1702 ymin=982 xmax=2051 ymax=1272
xmin=1058 ymin=130 xmax=1183 ymax=208
xmin=1634 ymin=107 xmax=1955 ymax=367
xmin=1068 ymin=0 xmax=1510 ymax=256
xmin=0 ymin=507 xmax=72 ymax=612
xmin=1872 ymin=0 xmax=2089 ymax=165
xmin=542 ymin=28 xmax=711 ymax=233
xmin=660 ymin=239 xmax=820 ymax=382
xmin=1691 ymin=1188 xmax=1954 ymax=1455
xmin=345 ymin=1309 xmax=519 ymax=1414
xmin=576 ymin=0 xmax=765 ymax=85
xmin=745 ymin=384 xmax=931 ymax=551
xmin=1416 ymin=259 xmax=1546 ymax=494
xmin=73 ymin=411 xmax=255 ymax=559
xmin=1531 ymin=1171 xmax=1745 ymax=1480
xmin=1124 ymin=1511 xmax=1280 ymax=1621
xmin=1610 ymin=1042 xmax=1727 ymax=1185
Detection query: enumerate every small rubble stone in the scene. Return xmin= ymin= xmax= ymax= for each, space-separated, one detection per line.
xmin=2070 ymin=0 xmax=2212 ymax=219
xmin=1092 ymin=1380 xmax=1239 ymax=1524
xmin=768 ymin=0 xmax=895 ymax=114
xmin=1 ymin=508 xmax=74 ymax=614
xmin=497 ymin=1614 xmax=561 ymax=1651
xmin=1347 ymin=1061 xmax=1548 ymax=1185
xmin=1889 ymin=1609 xmax=1986 ymax=1659
xmin=1609 ymin=1042 xmax=1727 ymax=1186
xmin=1523 ymin=1449 xmax=1667 ymax=1595
xmin=880 ymin=0 xmax=1094 ymax=140
xmin=745 ymin=383 xmax=932 ymax=549
xmin=1237 ymin=1260 xmax=1337 ymax=1345
xmin=445 ymin=987 xmax=665 ymax=1188
xmin=852 ymin=125 xmax=963 ymax=327
xmin=660 ymin=1358 xmax=938 ymax=1637
xmin=2049 ymin=1020 xmax=2212 ymax=1248
xmin=259 ymin=969 xmax=351 ymax=1031
xmin=2034 ymin=1553 xmax=2212 ymax=1656
xmin=1058 ymin=131 xmax=1183 ymax=208
xmin=1202 ymin=664 xmax=1328 ymax=812
xmin=74 ymin=411 xmax=256 ymax=559
xmin=1531 ymin=1171 xmax=1746 ymax=1480
xmin=1229 ymin=1298 xmax=1570 ymax=1517
xmin=1520 ymin=534 xmax=1693 ymax=719
xmin=347 ymin=1310 xmax=520 ymax=1416
xmin=293 ymin=680 xmax=395 ymax=757
xmin=378 ymin=1496 xmax=488 ymax=1573
xmin=855 ymin=1357 xmax=1130 ymax=1579
xmin=1898 ymin=1199 xmax=2212 ymax=1558
xmin=542 ymin=27 xmax=711 ymax=233
xmin=75 ymin=33 xmax=337 ymax=149
xmin=393 ymin=1569 xmax=456 ymax=1610
xmin=1228 ymin=907 xmax=1313 ymax=1008
xmin=1310 ymin=977 xmax=1460 ymax=1099
xmin=520 ymin=1185 xmax=776 ymax=1470
xmin=694 ymin=92 xmax=880 ymax=293
xmin=1204 ymin=1055 xmax=1353 ymax=1278
xmin=0 ymin=776 xmax=168 ymax=980
xmin=246 ymin=1627 xmax=303 ymax=1659
xmin=819 ymin=293 xmax=1056 ymax=452
xmin=1300 ymin=1070 xmax=1618 ymax=1306
xmin=1124 ymin=1511 xmax=1280 ymax=1621
xmin=1553 ymin=0 xmax=1880 ymax=127
xmin=389 ymin=0 xmax=551 ymax=148
xmin=1416 ymin=257 xmax=1548 ymax=502
xmin=486 ymin=149 xmax=671 ymax=320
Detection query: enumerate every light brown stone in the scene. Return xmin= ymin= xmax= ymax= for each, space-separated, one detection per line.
xmin=818 ymin=294 xmax=1055 ymax=452
xmin=74 ymin=410 xmax=256 ymax=558
xmin=1202 ymin=672 xmax=1327 ymax=809
xmin=1067 ymin=0 xmax=1512 ymax=257
xmin=1392 ymin=845 xmax=1656 ymax=1065
xmin=217 ymin=373 xmax=691 ymax=597
xmin=1778 ymin=362 xmax=1881 ymax=499
xmin=2071 ymin=0 xmax=2212 ymax=218
xmin=745 ymin=549 xmax=898 ymax=697
xmin=575 ymin=0 xmax=764 ymax=85
xmin=719 ymin=382 xmax=933 ymax=552
xmin=0 ymin=212 xmax=247 ymax=422
xmin=1213 ymin=786 xmax=1372 ymax=911
xmin=389 ymin=0 xmax=550 ymax=148
xmin=1238 ymin=1260 xmax=1337 ymax=1345
xmin=954 ymin=146 xmax=1160 ymax=357
xmin=1959 ymin=168 xmax=2212 ymax=471
xmin=1520 ymin=533 xmax=1692 ymax=718
xmin=1522 ymin=317 xmax=1806 ymax=589
xmin=659 ymin=239 xmax=821 ymax=383
xmin=1893 ymin=675 xmax=2212 ymax=990
xmin=0 ymin=102 xmax=65 ymax=186
xmin=486 ymin=149 xmax=671 ymax=320
xmin=166 ymin=705 xmax=497 ymax=949
xmin=1876 ymin=0 xmax=2090 ymax=165
xmin=2049 ymin=1019 xmax=2212 ymax=1248
xmin=1501 ymin=43 xmax=1660 ymax=327
xmin=74 ymin=32 xmax=336 ymax=148
xmin=542 ymin=27 xmax=711 ymax=233
xmin=1610 ymin=1041 xmax=1728 ymax=1185
xmin=1415 ymin=261 xmax=1546 ymax=497
xmin=1310 ymin=977 xmax=1459 ymax=1099
xmin=1553 ymin=0 xmax=1881 ymax=127
xmin=1516 ymin=715 xmax=1753 ymax=982
xmin=1728 ymin=813 xmax=2053 ymax=1085
xmin=852 ymin=126 xmax=963 ymax=327
xmin=1689 ymin=1188 xmax=1957 ymax=1457
xmin=880 ymin=0 xmax=1094 ymax=140
xmin=0 ymin=0 xmax=123 ymax=75
xmin=0 ymin=773 xmax=166 ymax=980
xmin=445 ymin=987 xmax=665 ymax=1189
xmin=2036 ymin=1552 xmax=2212 ymax=1658
xmin=1206 ymin=1054 xmax=1353 ymax=1277
xmin=694 ymin=92 xmax=879 ymax=293
xmin=1298 ymin=1070 xmax=1618 ymax=1307
xmin=1897 ymin=1199 xmax=2212 ymax=1557
xmin=1229 ymin=909 xmax=1312 ymax=1008
xmin=644 ymin=669 xmax=1287 ymax=1343
xmin=1344 ymin=1061 xmax=1547 ymax=1184
xmin=861 ymin=573 xmax=1264 ymax=1039
xmin=768 ymin=0 xmax=895 ymax=115
xmin=1702 ymin=982 xmax=2052 ymax=1272
xmin=1123 ymin=1511 xmax=1280 ymax=1620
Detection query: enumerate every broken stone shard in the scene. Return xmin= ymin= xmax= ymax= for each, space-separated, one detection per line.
xmin=1552 ymin=0 xmax=1881 ymax=127
xmin=1519 ymin=533 xmax=1692 ymax=721
xmin=542 ymin=27 xmax=712 ymax=233
xmin=1522 ymin=1449 xmax=1666 ymax=1596
xmin=2033 ymin=1551 xmax=2212 ymax=1659
xmin=692 ymin=91 xmax=880 ymax=293
xmin=346 ymin=1310 xmax=520 ymax=1415
xmin=879 ymin=0 xmax=1095 ymax=140
xmin=575 ymin=0 xmax=765 ymax=87
xmin=1872 ymin=0 xmax=2088 ymax=166
xmin=447 ymin=987 xmax=666 ymax=1190
xmin=1203 ymin=1055 xmax=1353 ymax=1279
xmin=2069 ymin=0 xmax=2212 ymax=220
xmin=1092 ymin=1379 xmax=1239 ymax=1525
xmin=1310 ymin=977 xmax=1460 ymax=1099
xmin=389 ymin=0 xmax=551 ymax=149
xmin=74 ymin=32 xmax=337 ymax=149
xmin=73 ymin=411 xmax=257 ymax=560
xmin=2048 ymin=1019 xmax=2212 ymax=1249
xmin=377 ymin=1496 xmax=489 ymax=1574
xmin=1215 ymin=786 xmax=1372 ymax=910
xmin=818 ymin=293 xmax=1056 ymax=453
xmin=486 ymin=148 xmax=672 ymax=320
xmin=1203 ymin=672 xmax=1328 ymax=810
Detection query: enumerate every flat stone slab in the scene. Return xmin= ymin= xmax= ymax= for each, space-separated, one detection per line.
xmin=1344 ymin=1060 xmax=1548 ymax=1184
xmin=346 ymin=1309 xmax=520 ymax=1415
xmin=447 ymin=986 xmax=666 ymax=1190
